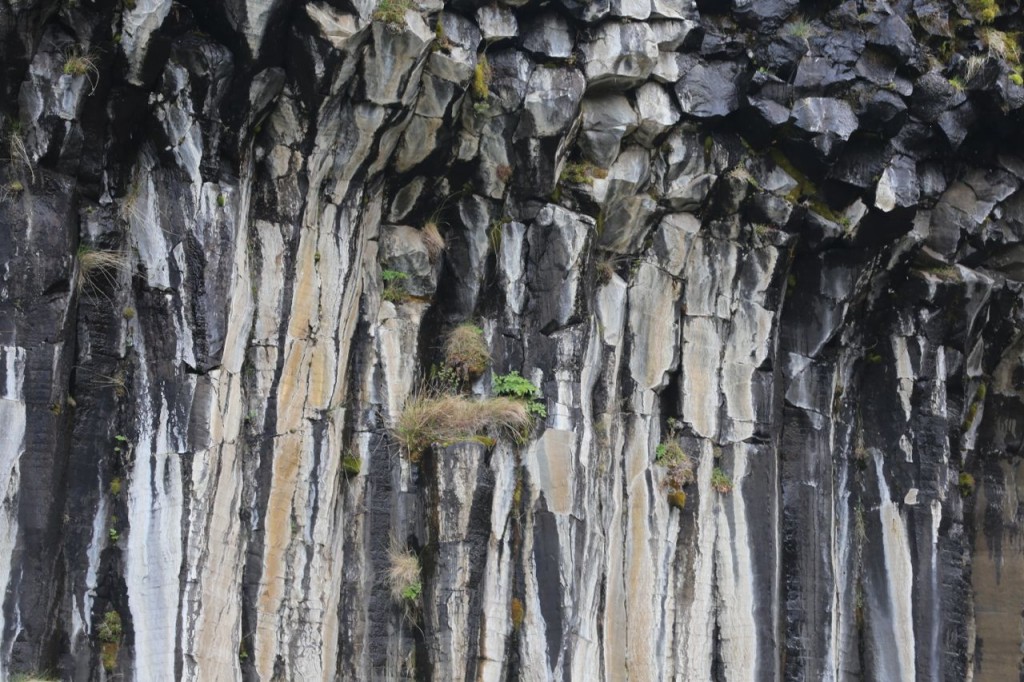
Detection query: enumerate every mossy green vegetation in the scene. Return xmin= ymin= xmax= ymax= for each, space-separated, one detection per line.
xmin=381 ymin=269 xmax=409 ymax=303
xmin=342 ymin=453 xmax=361 ymax=477
xmin=559 ymin=161 xmax=608 ymax=185
xmin=473 ymin=55 xmax=492 ymax=101
xmin=667 ymin=490 xmax=687 ymax=510
xmin=968 ymin=0 xmax=999 ymax=24
xmin=656 ymin=441 xmax=695 ymax=491
xmin=963 ymin=381 xmax=988 ymax=429
xmin=372 ymin=0 xmax=414 ymax=30
xmin=433 ymin=17 xmax=451 ymax=50
xmin=769 ymin=149 xmax=852 ymax=227
xmin=711 ymin=467 xmax=733 ymax=494
xmin=98 ymin=610 xmax=122 ymax=671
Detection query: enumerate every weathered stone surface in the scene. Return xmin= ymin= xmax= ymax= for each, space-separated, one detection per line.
xmin=634 ymin=81 xmax=680 ymax=146
xmin=364 ymin=13 xmax=434 ymax=105
xmin=674 ymin=55 xmax=743 ymax=117
xmin=581 ymin=22 xmax=659 ymax=89
xmin=380 ymin=224 xmax=442 ymax=296
xmin=578 ymin=93 xmax=638 ymax=167
xmin=610 ymin=0 xmax=651 ymax=21
xmin=732 ymin=0 xmax=799 ymax=28
xmin=791 ymin=96 xmax=859 ymax=140
xmin=2 ymin=2 xmax=1024 ymax=681
xmin=525 ymin=204 xmax=592 ymax=331
xmin=515 ymin=66 xmax=585 ymax=139
xmin=476 ymin=5 xmax=517 ymax=42
xmin=875 ymin=154 xmax=919 ymax=212
xmin=521 ymin=13 xmax=573 ymax=59
xmin=649 ymin=18 xmax=701 ymax=50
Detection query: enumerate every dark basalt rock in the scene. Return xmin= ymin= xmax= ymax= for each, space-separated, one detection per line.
xmin=731 ymin=0 xmax=799 ymax=29
xmin=867 ymin=15 xmax=924 ymax=71
xmin=674 ymin=55 xmax=744 ymax=117
xmin=2 ymin=0 xmax=1024 ymax=680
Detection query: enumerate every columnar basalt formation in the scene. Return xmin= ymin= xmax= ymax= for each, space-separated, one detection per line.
xmin=1 ymin=0 xmax=1023 ymax=680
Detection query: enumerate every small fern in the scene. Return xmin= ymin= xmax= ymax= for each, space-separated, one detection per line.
xmin=381 ymin=269 xmax=409 ymax=303
xmin=494 ymin=371 xmax=546 ymax=418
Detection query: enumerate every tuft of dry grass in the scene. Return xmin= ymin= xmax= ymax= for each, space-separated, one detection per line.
xmin=394 ymin=394 xmax=530 ymax=458
xmin=387 ymin=544 xmax=422 ymax=602
xmin=964 ymin=55 xmax=987 ymax=83
xmin=76 ymin=248 xmax=129 ymax=293
xmin=77 ymin=366 xmax=129 ymax=398
xmin=421 ymin=221 xmax=445 ymax=262
xmin=62 ymin=47 xmax=100 ymax=92
xmin=979 ymin=27 xmax=1020 ymax=62
xmin=443 ymin=323 xmax=490 ymax=380
xmin=595 ymin=252 xmax=622 ymax=285
xmin=7 ymin=128 xmax=35 ymax=184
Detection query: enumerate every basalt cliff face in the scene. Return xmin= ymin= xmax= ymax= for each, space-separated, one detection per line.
xmin=1 ymin=0 xmax=1024 ymax=679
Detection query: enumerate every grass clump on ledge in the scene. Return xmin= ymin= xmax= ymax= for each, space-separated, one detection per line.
xmin=656 ymin=440 xmax=695 ymax=491
xmin=559 ymin=161 xmax=608 ymax=186
xmin=979 ymin=27 xmax=1020 ymax=62
xmin=97 ymin=609 xmax=122 ymax=671
xmin=443 ymin=323 xmax=490 ymax=380
xmin=711 ymin=467 xmax=733 ymax=494
xmin=968 ymin=0 xmax=998 ymax=24
xmin=387 ymin=544 xmax=422 ymax=603
xmin=381 ymin=268 xmax=409 ymax=303
xmin=394 ymin=394 xmax=530 ymax=460
xmin=62 ymin=47 xmax=100 ymax=92
xmin=783 ymin=18 xmax=812 ymax=40
xmin=76 ymin=247 xmax=128 ymax=293
xmin=421 ymin=221 xmax=445 ymax=262
xmin=372 ymin=0 xmax=414 ymax=31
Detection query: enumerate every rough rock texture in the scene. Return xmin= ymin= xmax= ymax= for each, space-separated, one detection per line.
xmin=1 ymin=0 xmax=1023 ymax=681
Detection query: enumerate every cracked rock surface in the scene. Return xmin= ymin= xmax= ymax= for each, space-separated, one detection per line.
xmin=1 ymin=0 xmax=1024 ymax=680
